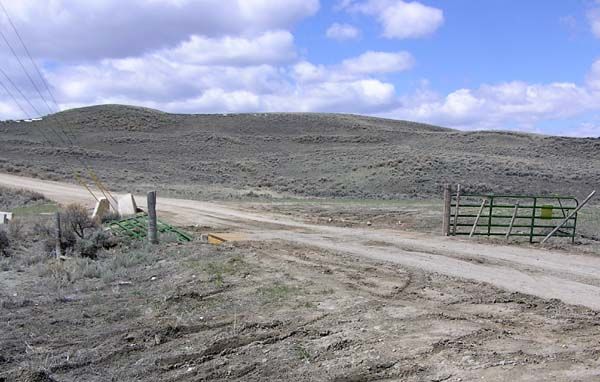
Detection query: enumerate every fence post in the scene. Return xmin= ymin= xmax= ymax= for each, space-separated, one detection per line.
xmin=147 ymin=191 xmax=158 ymax=244
xmin=442 ymin=184 xmax=451 ymax=236
xmin=54 ymin=212 xmax=62 ymax=258
xmin=530 ymin=197 xmax=537 ymax=243
xmin=487 ymin=196 xmax=494 ymax=237
xmin=452 ymin=184 xmax=461 ymax=235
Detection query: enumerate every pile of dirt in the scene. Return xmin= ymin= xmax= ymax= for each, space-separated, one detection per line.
xmin=1 ymin=104 xmax=599 ymax=200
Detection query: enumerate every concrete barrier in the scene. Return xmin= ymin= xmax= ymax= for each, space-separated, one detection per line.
xmin=118 ymin=193 xmax=138 ymax=217
xmin=92 ymin=198 xmax=111 ymax=221
xmin=0 ymin=211 xmax=13 ymax=225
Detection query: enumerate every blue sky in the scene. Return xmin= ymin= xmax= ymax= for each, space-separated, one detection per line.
xmin=298 ymin=1 xmax=596 ymax=87
xmin=0 ymin=0 xmax=599 ymax=136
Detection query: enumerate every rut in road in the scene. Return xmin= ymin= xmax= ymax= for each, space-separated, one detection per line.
xmin=2 ymin=173 xmax=600 ymax=310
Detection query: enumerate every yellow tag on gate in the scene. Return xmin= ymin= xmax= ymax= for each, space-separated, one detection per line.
xmin=541 ymin=205 xmax=553 ymax=219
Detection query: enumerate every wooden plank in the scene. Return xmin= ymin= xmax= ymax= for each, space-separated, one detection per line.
xmin=469 ymin=198 xmax=487 ymax=238
xmin=542 ymin=190 xmax=596 ymax=244
xmin=506 ymin=202 xmax=519 ymax=239
xmin=208 ymin=234 xmax=227 ymax=245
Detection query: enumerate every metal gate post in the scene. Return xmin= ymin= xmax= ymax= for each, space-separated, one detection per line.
xmin=572 ymin=212 xmax=578 ymax=244
xmin=487 ymin=196 xmax=494 ymax=237
xmin=530 ymin=197 xmax=537 ymax=243
xmin=453 ymin=184 xmax=461 ymax=235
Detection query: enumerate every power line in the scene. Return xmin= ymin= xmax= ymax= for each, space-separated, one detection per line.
xmin=0 ymin=67 xmax=43 ymax=118
xmin=0 ymin=1 xmax=59 ymax=110
xmin=0 ymin=66 xmax=97 ymax=198
xmin=0 ymin=27 xmax=54 ymax=116
xmin=0 ymin=10 xmax=80 ymax=148
xmin=0 ymin=69 xmax=98 ymax=201
xmin=0 ymin=1 xmax=117 ymax=205
xmin=0 ymin=1 xmax=85 ymax=147
xmin=0 ymin=66 xmax=82 ymax=156
xmin=0 ymin=55 xmax=100 ymax=200
xmin=0 ymin=75 xmax=30 ymax=119
xmin=0 ymin=37 xmax=74 ymax=148
xmin=0 ymin=3 xmax=117 ymax=206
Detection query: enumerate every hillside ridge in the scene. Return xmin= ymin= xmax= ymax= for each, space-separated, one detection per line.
xmin=0 ymin=103 xmax=599 ymax=200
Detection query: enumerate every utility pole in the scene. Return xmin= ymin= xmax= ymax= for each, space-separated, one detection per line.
xmin=147 ymin=191 xmax=158 ymax=244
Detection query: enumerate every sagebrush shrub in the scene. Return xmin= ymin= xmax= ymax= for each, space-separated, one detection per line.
xmin=0 ymin=230 xmax=9 ymax=256
xmin=37 ymin=204 xmax=120 ymax=258
xmin=8 ymin=218 xmax=25 ymax=241
xmin=62 ymin=204 xmax=98 ymax=239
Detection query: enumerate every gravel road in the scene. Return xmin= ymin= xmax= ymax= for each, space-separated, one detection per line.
xmin=3 ymin=172 xmax=600 ymax=310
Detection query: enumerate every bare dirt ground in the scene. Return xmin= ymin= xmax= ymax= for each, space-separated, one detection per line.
xmin=4 ymin=232 xmax=600 ymax=381
xmin=1 ymin=179 xmax=600 ymax=381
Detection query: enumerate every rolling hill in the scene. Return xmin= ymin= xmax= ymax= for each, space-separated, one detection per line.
xmin=1 ymin=104 xmax=599 ymax=200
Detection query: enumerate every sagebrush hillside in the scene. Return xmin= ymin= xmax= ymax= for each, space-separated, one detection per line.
xmin=1 ymin=104 xmax=599 ymax=199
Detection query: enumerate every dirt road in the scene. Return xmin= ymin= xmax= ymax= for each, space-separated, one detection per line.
xmin=3 ymin=173 xmax=600 ymax=310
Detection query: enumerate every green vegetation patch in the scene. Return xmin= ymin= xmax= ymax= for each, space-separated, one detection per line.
xmin=258 ymin=282 xmax=295 ymax=303
xmin=12 ymin=203 xmax=59 ymax=216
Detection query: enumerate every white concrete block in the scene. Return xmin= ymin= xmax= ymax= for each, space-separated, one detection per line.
xmin=0 ymin=212 xmax=12 ymax=225
xmin=118 ymin=193 xmax=138 ymax=217
xmin=92 ymin=198 xmax=111 ymax=221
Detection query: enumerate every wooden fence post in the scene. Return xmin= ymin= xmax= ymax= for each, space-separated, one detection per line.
xmin=54 ymin=212 xmax=62 ymax=258
xmin=147 ymin=191 xmax=158 ymax=244
xmin=442 ymin=184 xmax=451 ymax=236
xmin=452 ymin=184 xmax=461 ymax=235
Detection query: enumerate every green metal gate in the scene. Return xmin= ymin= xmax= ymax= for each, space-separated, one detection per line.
xmin=449 ymin=194 xmax=579 ymax=243
xmin=108 ymin=213 xmax=193 ymax=243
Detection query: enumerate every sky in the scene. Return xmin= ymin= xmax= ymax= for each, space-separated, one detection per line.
xmin=0 ymin=0 xmax=599 ymax=137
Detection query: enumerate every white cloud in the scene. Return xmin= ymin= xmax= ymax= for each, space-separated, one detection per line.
xmin=292 ymin=62 xmax=329 ymax=83
xmin=588 ymin=7 xmax=600 ymax=38
xmin=166 ymin=31 xmax=297 ymax=66
xmin=0 ymin=99 xmax=19 ymax=118
xmin=587 ymin=59 xmax=600 ymax=89
xmin=0 ymin=0 xmax=319 ymax=60
xmin=0 ymin=0 xmax=598 ymax=137
xmin=41 ymin=43 xmax=408 ymax=117
xmin=326 ymin=23 xmax=361 ymax=40
xmin=341 ymin=51 xmax=414 ymax=74
xmin=388 ymin=79 xmax=600 ymax=132
xmin=264 ymin=79 xmax=396 ymax=113
xmin=5 ymin=46 xmax=600 ymax=137
xmin=292 ymin=51 xmax=414 ymax=85
xmin=350 ymin=0 xmax=444 ymax=39
xmin=565 ymin=122 xmax=600 ymax=137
